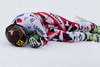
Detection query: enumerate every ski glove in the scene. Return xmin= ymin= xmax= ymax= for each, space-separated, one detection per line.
xmin=29 ymin=35 xmax=41 ymax=48
xmin=29 ymin=35 xmax=48 ymax=48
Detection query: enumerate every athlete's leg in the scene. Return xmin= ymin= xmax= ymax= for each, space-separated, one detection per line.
xmin=48 ymin=28 xmax=86 ymax=42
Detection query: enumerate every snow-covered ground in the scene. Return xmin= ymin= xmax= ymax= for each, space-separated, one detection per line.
xmin=0 ymin=0 xmax=100 ymax=67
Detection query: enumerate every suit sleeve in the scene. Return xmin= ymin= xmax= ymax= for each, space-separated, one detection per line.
xmin=31 ymin=17 xmax=48 ymax=45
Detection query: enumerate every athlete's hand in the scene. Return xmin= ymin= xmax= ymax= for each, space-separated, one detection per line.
xmin=29 ymin=35 xmax=41 ymax=48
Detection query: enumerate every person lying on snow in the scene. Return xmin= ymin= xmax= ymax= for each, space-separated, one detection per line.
xmin=5 ymin=12 xmax=100 ymax=48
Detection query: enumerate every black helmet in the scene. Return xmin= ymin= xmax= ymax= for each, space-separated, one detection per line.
xmin=5 ymin=24 xmax=28 ymax=47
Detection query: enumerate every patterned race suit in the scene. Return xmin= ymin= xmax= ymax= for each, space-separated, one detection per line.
xmin=12 ymin=12 xmax=94 ymax=45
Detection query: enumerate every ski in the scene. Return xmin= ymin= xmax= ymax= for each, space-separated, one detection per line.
xmin=76 ymin=16 xmax=91 ymax=22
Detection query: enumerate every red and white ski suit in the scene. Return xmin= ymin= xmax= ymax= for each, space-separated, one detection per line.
xmin=12 ymin=12 xmax=93 ymax=45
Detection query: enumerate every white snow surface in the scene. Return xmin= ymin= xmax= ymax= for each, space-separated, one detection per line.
xmin=0 ymin=0 xmax=100 ymax=67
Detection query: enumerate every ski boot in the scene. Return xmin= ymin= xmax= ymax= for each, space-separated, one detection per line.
xmin=86 ymin=32 xmax=100 ymax=42
xmin=90 ymin=23 xmax=100 ymax=35
xmin=76 ymin=16 xmax=100 ymax=34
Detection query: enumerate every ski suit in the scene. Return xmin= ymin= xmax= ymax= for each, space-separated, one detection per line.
xmin=12 ymin=12 xmax=94 ymax=45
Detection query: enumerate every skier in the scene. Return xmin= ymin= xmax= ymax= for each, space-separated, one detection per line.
xmin=5 ymin=12 xmax=100 ymax=48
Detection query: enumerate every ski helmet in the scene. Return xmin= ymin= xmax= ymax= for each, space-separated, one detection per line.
xmin=5 ymin=24 xmax=28 ymax=47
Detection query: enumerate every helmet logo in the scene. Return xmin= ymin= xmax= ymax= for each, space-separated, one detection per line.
xmin=16 ymin=39 xmax=24 ymax=46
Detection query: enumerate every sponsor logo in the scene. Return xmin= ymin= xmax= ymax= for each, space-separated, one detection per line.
xmin=33 ymin=25 xmax=45 ymax=35
xmin=30 ymin=18 xmax=35 ymax=23
xmin=50 ymin=13 xmax=62 ymax=24
xmin=16 ymin=39 xmax=24 ymax=46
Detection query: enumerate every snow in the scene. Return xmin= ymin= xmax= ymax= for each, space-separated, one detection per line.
xmin=0 ymin=0 xmax=100 ymax=67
